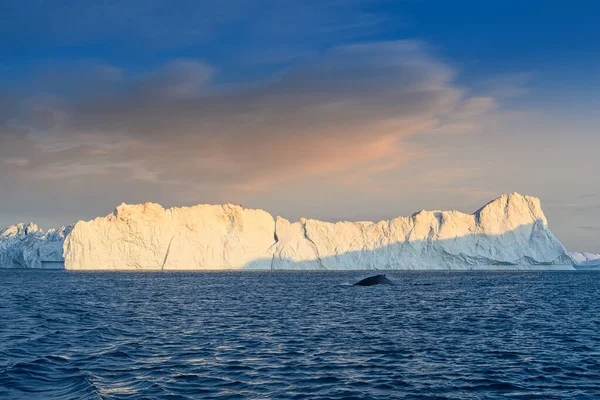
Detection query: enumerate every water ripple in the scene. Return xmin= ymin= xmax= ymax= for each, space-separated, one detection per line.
xmin=1 ymin=270 xmax=599 ymax=399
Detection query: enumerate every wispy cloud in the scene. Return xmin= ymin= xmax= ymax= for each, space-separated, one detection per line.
xmin=578 ymin=226 xmax=600 ymax=231
xmin=1 ymin=0 xmax=392 ymax=55
xmin=545 ymin=203 xmax=600 ymax=213
xmin=2 ymin=41 xmax=496 ymax=194
xmin=474 ymin=72 xmax=534 ymax=99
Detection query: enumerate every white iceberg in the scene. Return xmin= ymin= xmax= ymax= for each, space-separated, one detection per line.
xmin=0 ymin=223 xmax=72 ymax=269
xmin=570 ymin=251 xmax=600 ymax=263
xmin=57 ymin=193 xmax=572 ymax=270
xmin=0 ymin=193 xmax=576 ymax=270
xmin=63 ymin=203 xmax=276 ymax=270
xmin=269 ymin=193 xmax=572 ymax=270
xmin=570 ymin=252 xmax=600 ymax=270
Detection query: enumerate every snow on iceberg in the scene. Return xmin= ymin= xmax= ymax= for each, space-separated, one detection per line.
xmin=58 ymin=193 xmax=573 ymax=270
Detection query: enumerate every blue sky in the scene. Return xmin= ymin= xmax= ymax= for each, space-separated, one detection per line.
xmin=3 ymin=1 xmax=599 ymax=83
xmin=0 ymin=0 xmax=599 ymax=250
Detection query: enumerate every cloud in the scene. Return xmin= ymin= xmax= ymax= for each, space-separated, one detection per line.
xmin=578 ymin=226 xmax=600 ymax=231
xmin=424 ymin=96 xmax=497 ymax=135
xmin=1 ymin=0 xmax=391 ymax=55
xmin=3 ymin=41 xmax=494 ymax=193
xmin=545 ymin=203 xmax=600 ymax=214
xmin=0 ymin=39 xmax=510 ymax=230
xmin=135 ymin=60 xmax=215 ymax=99
xmin=3 ymin=157 xmax=30 ymax=167
xmin=474 ymin=72 xmax=534 ymax=99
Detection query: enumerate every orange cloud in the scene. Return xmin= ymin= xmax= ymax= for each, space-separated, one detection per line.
xmin=1 ymin=41 xmax=497 ymax=197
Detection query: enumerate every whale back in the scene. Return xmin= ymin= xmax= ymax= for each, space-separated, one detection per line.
xmin=353 ymin=274 xmax=394 ymax=286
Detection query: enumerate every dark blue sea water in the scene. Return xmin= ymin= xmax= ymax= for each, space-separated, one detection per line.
xmin=1 ymin=270 xmax=599 ymax=399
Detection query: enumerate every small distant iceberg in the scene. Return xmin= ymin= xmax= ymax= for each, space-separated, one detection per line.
xmin=570 ymin=252 xmax=600 ymax=270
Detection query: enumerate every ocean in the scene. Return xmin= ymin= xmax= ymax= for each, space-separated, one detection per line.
xmin=1 ymin=270 xmax=599 ymax=399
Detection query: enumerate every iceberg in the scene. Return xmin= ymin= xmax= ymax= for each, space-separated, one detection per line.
xmin=0 ymin=193 xmax=575 ymax=270
xmin=63 ymin=203 xmax=276 ymax=270
xmin=269 ymin=193 xmax=572 ymax=270
xmin=0 ymin=223 xmax=72 ymax=269
xmin=570 ymin=252 xmax=600 ymax=270
xmin=570 ymin=251 xmax=600 ymax=263
xmin=59 ymin=193 xmax=572 ymax=270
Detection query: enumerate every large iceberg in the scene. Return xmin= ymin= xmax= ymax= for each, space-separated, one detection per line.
xmin=0 ymin=223 xmax=72 ymax=269
xmin=63 ymin=203 xmax=276 ymax=270
xmin=269 ymin=193 xmax=572 ymax=270
xmin=56 ymin=193 xmax=572 ymax=270
xmin=0 ymin=193 xmax=575 ymax=270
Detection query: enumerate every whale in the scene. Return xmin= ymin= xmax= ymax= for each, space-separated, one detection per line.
xmin=353 ymin=274 xmax=394 ymax=286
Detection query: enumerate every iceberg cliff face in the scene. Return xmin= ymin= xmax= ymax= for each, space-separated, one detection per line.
xmin=63 ymin=203 xmax=276 ymax=270
xmin=59 ymin=193 xmax=572 ymax=270
xmin=270 ymin=193 xmax=572 ymax=270
xmin=0 ymin=223 xmax=72 ymax=269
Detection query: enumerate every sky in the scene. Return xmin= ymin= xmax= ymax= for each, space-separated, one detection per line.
xmin=0 ymin=0 xmax=599 ymax=251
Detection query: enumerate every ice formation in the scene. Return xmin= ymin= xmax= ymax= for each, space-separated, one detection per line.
xmin=57 ymin=193 xmax=572 ymax=270
xmin=0 ymin=223 xmax=72 ymax=269
xmin=570 ymin=252 xmax=600 ymax=263
xmin=270 ymin=193 xmax=572 ymax=270
xmin=0 ymin=193 xmax=575 ymax=269
xmin=63 ymin=203 xmax=276 ymax=270
xmin=570 ymin=252 xmax=600 ymax=270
